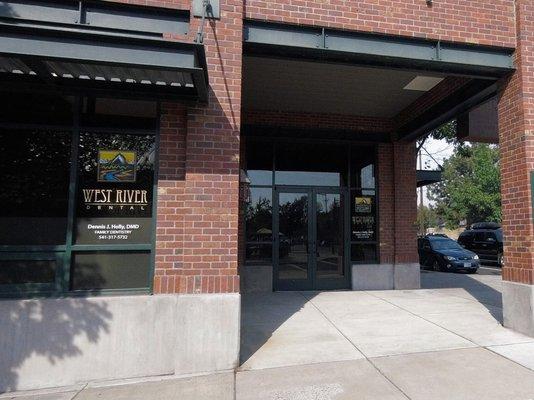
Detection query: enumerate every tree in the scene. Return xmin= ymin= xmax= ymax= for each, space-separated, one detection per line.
xmin=416 ymin=205 xmax=438 ymax=235
xmin=417 ymin=120 xmax=458 ymax=162
xmin=428 ymin=144 xmax=501 ymax=229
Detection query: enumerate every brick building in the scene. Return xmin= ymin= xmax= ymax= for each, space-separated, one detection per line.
xmin=0 ymin=0 xmax=532 ymax=392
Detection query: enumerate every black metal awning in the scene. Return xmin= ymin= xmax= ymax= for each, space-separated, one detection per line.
xmin=0 ymin=22 xmax=209 ymax=102
xmin=417 ymin=170 xmax=442 ymax=188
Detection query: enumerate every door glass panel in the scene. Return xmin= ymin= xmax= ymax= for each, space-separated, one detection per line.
xmin=316 ymin=193 xmax=344 ymax=278
xmin=278 ymin=192 xmax=308 ymax=280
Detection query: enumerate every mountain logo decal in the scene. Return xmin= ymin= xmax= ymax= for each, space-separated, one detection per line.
xmin=97 ymin=150 xmax=137 ymax=182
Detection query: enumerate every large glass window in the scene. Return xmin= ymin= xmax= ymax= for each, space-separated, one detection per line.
xmin=75 ymin=132 xmax=155 ymax=245
xmin=244 ymin=140 xmax=273 ymax=185
xmin=275 ymin=142 xmax=348 ymax=187
xmin=0 ymin=129 xmax=71 ymax=246
xmin=244 ymin=187 xmax=272 ymax=264
xmin=0 ymin=94 xmax=158 ymax=295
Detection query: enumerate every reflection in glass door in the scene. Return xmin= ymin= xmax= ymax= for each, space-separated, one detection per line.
xmin=316 ymin=192 xmax=344 ymax=280
xmin=275 ymin=188 xmax=348 ymax=291
xmin=276 ymin=192 xmax=310 ymax=287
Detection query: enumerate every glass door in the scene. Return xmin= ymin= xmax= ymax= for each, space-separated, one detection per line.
xmin=314 ymin=189 xmax=348 ymax=290
xmin=274 ymin=187 xmax=349 ymax=291
xmin=274 ymin=189 xmax=312 ymax=290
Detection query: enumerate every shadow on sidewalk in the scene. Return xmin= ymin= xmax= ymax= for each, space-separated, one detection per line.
xmin=239 ymin=291 xmax=317 ymax=366
xmin=420 ymin=269 xmax=503 ymax=322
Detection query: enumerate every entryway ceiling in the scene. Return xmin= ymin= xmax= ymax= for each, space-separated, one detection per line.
xmin=242 ymin=56 xmax=447 ymax=118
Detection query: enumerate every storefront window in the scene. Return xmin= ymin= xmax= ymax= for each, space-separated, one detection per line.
xmin=275 ymin=142 xmax=348 ymax=187
xmin=351 ymin=146 xmax=376 ymax=189
xmin=0 ymin=259 xmax=57 ymax=285
xmin=245 ymin=187 xmax=273 ymax=264
xmin=244 ymin=140 xmax=273 ymax=185
xmin=71 ymin=251 xmax=151 ymax=290
xmin=0 ymin=129 xmax=71 ymax=245
xmin=0 ymin=95 xmax=158 ymax=295
xmin=75 ymin=132 xmax=155 ymax=245
xmin=350 ymin=190 xmax=377 ymax=242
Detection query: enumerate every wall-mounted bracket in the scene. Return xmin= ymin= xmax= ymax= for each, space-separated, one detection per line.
xmin=193 ymin=0 xmax=220 ymax=19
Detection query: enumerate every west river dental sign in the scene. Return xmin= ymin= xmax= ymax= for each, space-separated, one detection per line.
xmin=76 ymin=149 xmax=153 ymax=243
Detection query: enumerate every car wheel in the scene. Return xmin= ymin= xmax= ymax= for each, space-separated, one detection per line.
xmin=433 ymin=260 xmax=441 ymax=272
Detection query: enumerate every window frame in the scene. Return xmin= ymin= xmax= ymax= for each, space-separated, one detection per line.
xmin=0 ymin=96 xmax=160 ymax=298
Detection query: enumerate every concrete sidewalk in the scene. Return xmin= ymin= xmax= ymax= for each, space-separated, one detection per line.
xmin=4 ymin=271 xmax=534 ymax=400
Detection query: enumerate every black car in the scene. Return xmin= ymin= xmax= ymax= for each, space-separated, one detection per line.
xmin=418 ymin=236 xmax=480 ymax=273
xmin=457 ymin=224 xmax=503 ymax=266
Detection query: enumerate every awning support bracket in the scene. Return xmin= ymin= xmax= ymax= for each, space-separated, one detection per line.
xmin=195 ymin=0 xmax=216 ymax=44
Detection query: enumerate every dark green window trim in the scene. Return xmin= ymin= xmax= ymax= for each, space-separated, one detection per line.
xmin=0 ymin=95 xmax=160 ymax=299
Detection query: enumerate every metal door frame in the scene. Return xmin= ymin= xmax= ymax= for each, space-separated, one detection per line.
xmin=273 ymin=186 xmax=350 ymax=291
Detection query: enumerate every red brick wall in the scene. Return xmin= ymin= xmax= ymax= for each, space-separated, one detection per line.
xmin=154 ymin=103 xmax=187 ymax=293
xmin=498 ymin=0 xmax=534 ymax=285
xmin=377 ymin=144 xmax=395 ymax=263
xmin=393 ymin=142 xmax=419 ymax=263
xmin=244 ymin=0 xmax=516 ymax=48
xmin=148 ymin=0 xmax=243 ymax=294
xmin=243 ymin=110 xmax=394 ymax=134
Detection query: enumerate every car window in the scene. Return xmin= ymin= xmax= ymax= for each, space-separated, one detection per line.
xmin=486 ymin=232 xmax=497 ymax=242
xmin=430 ymin=239 xmax=464 ymax=251
xmin=458 ymin=232 xmax=471 ymax=241
xmin=474 ymin=232 xmax=485 ymax=242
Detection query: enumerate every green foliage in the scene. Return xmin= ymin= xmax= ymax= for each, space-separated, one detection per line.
xmin=428 ymin=144 xmax=501 ymax=229
xmin=416 ymin=205 xmax=438 ymax=234
xmin=429 ymin=120 xmax=458 ymax=144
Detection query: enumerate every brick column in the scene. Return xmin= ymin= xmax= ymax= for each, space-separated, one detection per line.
xmin=498 ymin=0 xmax=534 ymax=336
xmin=392 ymin=141 xmax=420 ymax=289
xmin=378 ymin=143 xmax=395 ymax=264
xmin=180 ymin=1 xmax=243 ymax=294
xmin=153 ymin=103 xmax=187 ymax=293
xmin=153 ymin=1 xmax=243 ymax=294
xmin=393 ymin=142 xmax=418 ymax=264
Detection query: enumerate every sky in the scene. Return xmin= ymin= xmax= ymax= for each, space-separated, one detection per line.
xmin=418 ymin=137 xmax=455 ymax=206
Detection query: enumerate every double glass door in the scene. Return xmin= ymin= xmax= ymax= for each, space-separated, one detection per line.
xmin=274 ymin=187 xmax=349 ymax=290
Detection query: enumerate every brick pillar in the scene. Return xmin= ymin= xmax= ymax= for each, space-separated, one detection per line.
xmin=393 ymin=142 xmax=418 ymax=264
xmin=498 ymin=0 xmax=534 ymax=336
xmin=373 ymin=141 xmax=419 ymax=290
xmin=392 ymin=141 xmax=420 ymax=289
xmin=154 ymin=103 xmax=187 ymax=294
xmin=378 ymin=143 xmax=395 ymax=264
xmin=179 ymin=0 xmax=243 ymax=294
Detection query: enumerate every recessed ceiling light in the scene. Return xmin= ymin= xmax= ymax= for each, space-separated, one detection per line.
xmin=404 ymin=76 xmax=444 ymax=91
